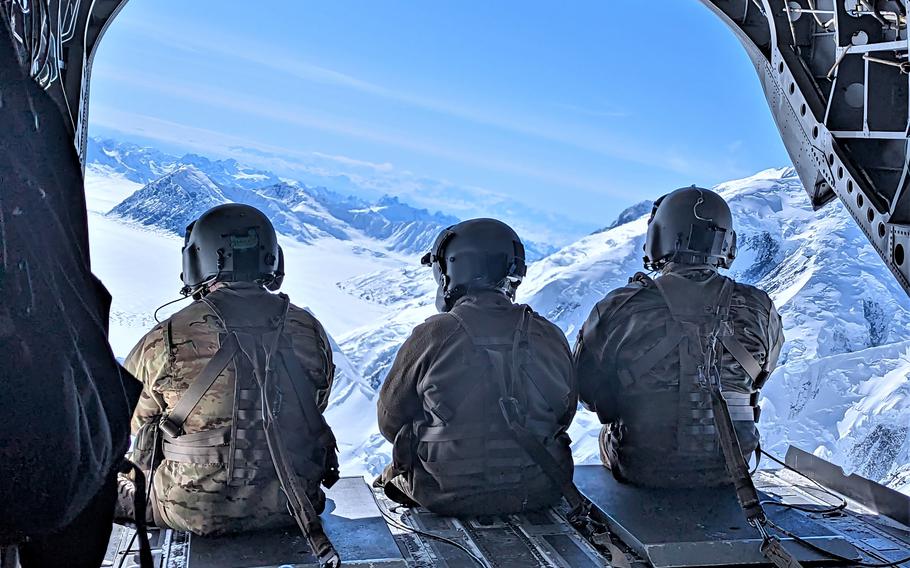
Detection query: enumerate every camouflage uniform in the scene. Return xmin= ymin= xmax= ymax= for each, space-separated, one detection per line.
xmin=378 ymin=291 xmax=577 ymax=516
xmin=574 ymin=265 xmax=784 ymax=488
xmin=125 ymin=282 xmax=334 ymax=535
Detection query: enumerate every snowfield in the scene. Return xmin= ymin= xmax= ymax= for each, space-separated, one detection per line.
xmin=85 ymin=142 xmax=910 ymax=495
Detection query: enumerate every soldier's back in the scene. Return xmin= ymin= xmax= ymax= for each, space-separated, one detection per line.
xmin=404 ymin=291 xmax=576 ymax=516
xmin=131 ymin=283 xmax=334 ymax=535
xmin=577 ymin=268 xmax=782 ymax=487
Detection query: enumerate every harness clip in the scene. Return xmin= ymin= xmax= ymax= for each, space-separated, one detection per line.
xmin=159 ymin=415 xmax=182 ymax=438
xmin=498 ymin=397 xmax=523 ymax=427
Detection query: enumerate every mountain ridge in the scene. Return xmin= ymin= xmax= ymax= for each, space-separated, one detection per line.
xmin=93 ymin=138 xmax=549 ymax=258
xmin=336 ymin=167 xmax=910 ymax=492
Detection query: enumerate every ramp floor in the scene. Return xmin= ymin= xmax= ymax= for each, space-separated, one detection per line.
xmin=373 ymin=491 xmax=612 ymax=568
xmin=105 ymin=467 xmax=910 ymax=568
xmin=575 ymin=464 xmax=857 ymax=567
xmin=105 ymin=477 xmax=406 ymax=568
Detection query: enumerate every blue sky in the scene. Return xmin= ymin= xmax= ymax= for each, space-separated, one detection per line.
xmin=89 ymin=1 xmax=790 ymax=245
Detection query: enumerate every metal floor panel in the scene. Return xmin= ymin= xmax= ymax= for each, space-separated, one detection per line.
xmin=106 ymin=465 xmax=910 ymax=568
xmin=373 ymin=491 xmax=613 ymax=568
xmin=188 ymin=477 xmax=405 ymax=568
xmin=574 ymin=465 xmax=859 ymax=567
xmin=756 ymin=469 xmax=910 ymax=568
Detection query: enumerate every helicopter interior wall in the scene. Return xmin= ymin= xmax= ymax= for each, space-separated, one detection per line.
xmin=701 ymin=0 xmax=910 ymax=296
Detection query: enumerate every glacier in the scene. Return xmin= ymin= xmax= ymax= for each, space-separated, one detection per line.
xmin=83 ymin=142 xmax=910 ymax=495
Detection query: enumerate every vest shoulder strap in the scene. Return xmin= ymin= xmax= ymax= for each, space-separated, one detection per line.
xmin=160 ymin=332 xmax=239 ymax=438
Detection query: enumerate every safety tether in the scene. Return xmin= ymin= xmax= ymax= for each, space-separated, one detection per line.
xmin=449 ymin=307 xmax=631 ymax=568
xmin=662 ymin=276 xmax=804 ymax=568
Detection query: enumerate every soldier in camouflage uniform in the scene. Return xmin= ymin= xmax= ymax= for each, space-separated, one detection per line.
xmin=121 ymin=204 xmax=338 ymax=535
xmin=574 ymin=187 xmax=784 ymax=488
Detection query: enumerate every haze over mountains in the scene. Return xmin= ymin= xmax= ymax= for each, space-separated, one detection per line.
xmin=89 ymin=137 xmax=559 ymax=258
xmin=84 ymin=140 xmax=910 ymax=495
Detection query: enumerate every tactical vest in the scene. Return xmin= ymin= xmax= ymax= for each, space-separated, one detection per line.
xmin=150 ymin=287 xmax=338 ymax=534
xmin=408 ymin=305 xmax=573 ymax=516
xmin=605 ymin=271 xmax=770 ymax=487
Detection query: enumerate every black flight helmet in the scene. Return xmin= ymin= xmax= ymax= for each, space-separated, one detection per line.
xmin=643 ymin=186 xmax=737 ymax=271
xmin=181 ymin=203 xmax=284 ymax=295
xmin=421 ymin=218 xmax=527 ymax=312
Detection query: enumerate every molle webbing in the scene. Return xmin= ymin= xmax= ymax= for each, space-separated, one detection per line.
xmin=159 ymin=291 xmax=334 ymax=486
xmin=446 ymin=308 xmax=582 ymax=510
xmin=424 ymin=308 xmax=547 ymax=491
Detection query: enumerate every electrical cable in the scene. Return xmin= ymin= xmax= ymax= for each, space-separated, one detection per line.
xmin=766 ymin=518 xmax=910 ymax=567
xmin=759 ymin=449 xmax=909 ymax=567
xmin=759 ymin=449 xmax=847 ymax=513
xmin=379 ymin=507 xmax=487 ymax=568
xmin=153 ymin=295 xmax=192 ymax=323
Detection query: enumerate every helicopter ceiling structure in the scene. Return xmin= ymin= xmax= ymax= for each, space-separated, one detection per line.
xmin=701 ymin=0 xmax=910 ymax=296
xmin=2 ymin=0 xmax=127 ymax=167
xmin=4 ymin=0 xmax=910 ymax=299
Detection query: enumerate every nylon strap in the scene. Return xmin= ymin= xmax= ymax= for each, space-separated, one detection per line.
xmin=720 ymin=334 xmax=765 ymax=382
xmin=623 ymin=320 xmax=684 ymax=384
xmin=703 ymin=283 xmax=804 ymax=568
xmin=278 ymin=348 xmax=340 ymax=488
xmin=160 ymin=333 xmax=239 ymax=437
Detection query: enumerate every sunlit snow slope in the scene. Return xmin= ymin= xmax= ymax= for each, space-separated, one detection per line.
xmin=338 ymin=168 xmax=910 ymax=493
xmin=85 ymin=144 xmax=910 ymax=493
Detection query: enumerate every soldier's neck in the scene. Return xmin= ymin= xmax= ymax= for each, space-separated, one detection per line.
xmin=660 ymin=262 xmax=718 ymax=278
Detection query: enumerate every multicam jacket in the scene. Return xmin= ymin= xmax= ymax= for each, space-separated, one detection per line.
xmin=125 ymin=282 xmax=335 ymax=535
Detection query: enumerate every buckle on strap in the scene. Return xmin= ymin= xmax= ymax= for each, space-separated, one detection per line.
xmin=159 ymin=415 xmax=182 ymax=438
xmin=499 ymin=397 xmax=523 ymax=427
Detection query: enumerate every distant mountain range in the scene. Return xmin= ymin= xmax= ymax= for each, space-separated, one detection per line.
xmin=84 ymin=141 xmax=910 ymax=494
xmin=89 ymin=138 xmax=556 ymax=259
xmin=337 ymin=168 xmax=910 ymax=492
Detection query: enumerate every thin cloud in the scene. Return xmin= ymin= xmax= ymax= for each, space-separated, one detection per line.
xmin=111 ymin=17 xmax=730 ymax=179
xmin=92 ymin=68 xmax=632 ymax=199
xmin=553 ymin=102 xmax=629 ymax=119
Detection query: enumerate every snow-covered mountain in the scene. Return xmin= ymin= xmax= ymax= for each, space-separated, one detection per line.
xmin=109 ymin=166 xmax=229 ymax=234
xmin=90 ymin=138 xmax=557 ymax=260
xmin=336 ymin=168 xmax=910 ymax=493
xmin=87 ymin=137 xmax=280 ymax=190
xmin=84 ymin=143 xmax=910 ymax=493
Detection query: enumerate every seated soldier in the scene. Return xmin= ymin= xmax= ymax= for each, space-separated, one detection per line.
xmin=574 ymin=187 xmax=783 ymax=488
xmin=120 ymin=203 xmax=339 ymax=535
xmin=376 ymin=218 xmax=578 ymax=516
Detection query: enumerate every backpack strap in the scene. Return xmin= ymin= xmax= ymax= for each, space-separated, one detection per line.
xmin=702 ymin=284 xmax=803 ymax=568
xmin=719 ymin=333 xmax=766 ymax=384
xmin=159 ymin=332 xmax=239 ymax=438
xmin=277 ymin=347 xmax=340 ymax=488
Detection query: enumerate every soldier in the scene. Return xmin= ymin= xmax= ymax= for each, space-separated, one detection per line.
xmin=574 ymin=187 xmax=784 ymax=488
xmin=121 ymin=203 xmax=339 ymax=536
xmin=376 ymin=218 xmax=578 ymax=516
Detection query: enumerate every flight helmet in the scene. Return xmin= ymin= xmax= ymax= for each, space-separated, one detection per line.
xmin=421 ymin=218 xmax=527 ymax=312
xmin=181 ymin=203 xmax=284 ymax=295
xmin=643 ymin=186 xmax=737 ymax=271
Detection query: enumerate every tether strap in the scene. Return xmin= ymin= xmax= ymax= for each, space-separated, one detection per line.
xmin=118 ymin=460 xmax=154 ymax=568
xmin=704 ymin=283 xmax=803 ymax=568
xmin=160 ymin=333 xmax=239 ymax=438
xmin=448 ymin=307 xmax=629 ymax=567
xmin=278 ymin=349 xmax=340 ymax=488
xmin=233 ymin=298 xmax=340 ymax=568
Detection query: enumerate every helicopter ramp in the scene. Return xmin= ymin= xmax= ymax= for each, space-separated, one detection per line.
xmin=105 ymin=460 xmax=910 ymax=568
